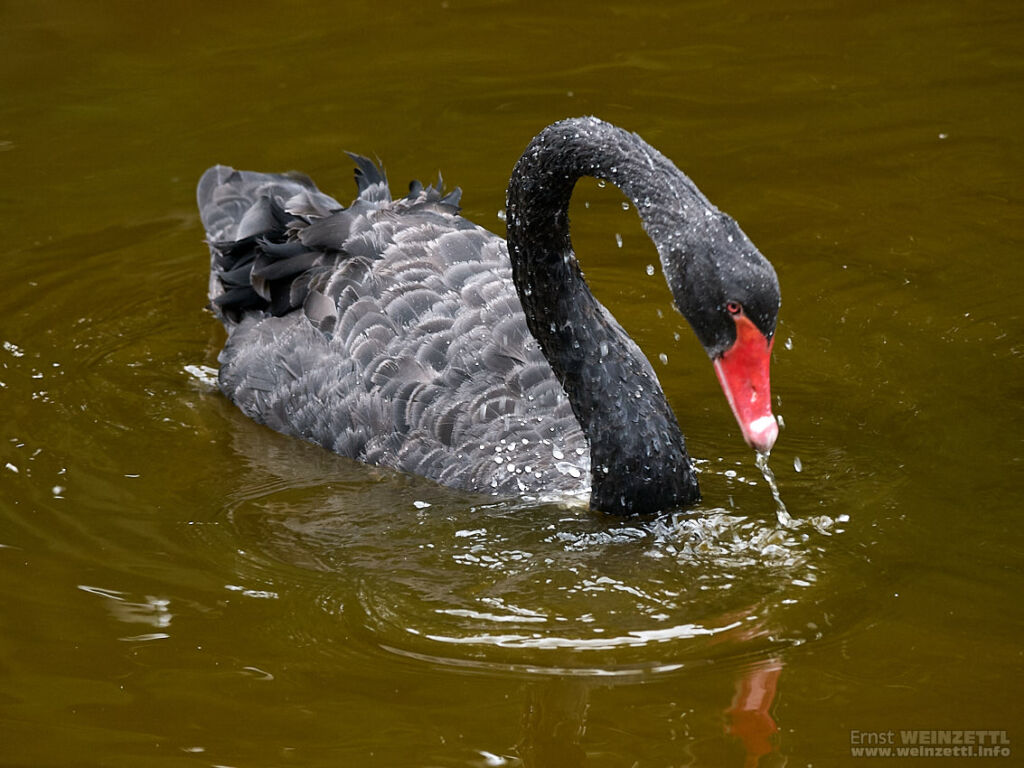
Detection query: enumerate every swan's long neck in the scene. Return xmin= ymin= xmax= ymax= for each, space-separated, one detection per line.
xmin=505 ymin=118 xmax=713 ymax=515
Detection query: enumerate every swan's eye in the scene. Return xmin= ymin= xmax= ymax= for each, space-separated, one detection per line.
xmin=725 ymin=301 xmax=742 ymax=315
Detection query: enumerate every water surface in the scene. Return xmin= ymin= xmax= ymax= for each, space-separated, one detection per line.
xmin=1 ymin=1 xmax=1022 ymax=766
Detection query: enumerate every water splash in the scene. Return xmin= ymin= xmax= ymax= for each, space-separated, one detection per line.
xmin=755 ymin=452 xmax=793 ymax=528
xmin=219 ymin=445 xmax=843 ymax=676
xmin=183 ymin=363 xmax=219 ymax=388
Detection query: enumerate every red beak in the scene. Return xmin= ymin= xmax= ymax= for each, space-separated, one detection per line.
xmin=712 ymin=313 xmax=778 ymax=454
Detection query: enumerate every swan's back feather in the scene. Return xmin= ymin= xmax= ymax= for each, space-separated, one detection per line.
xmin=199 ymin=157 xmax=588 ymax=497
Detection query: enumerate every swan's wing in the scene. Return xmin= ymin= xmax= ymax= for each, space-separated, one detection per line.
xmin=197 ymin=165 xmax=340 ymax=243
xmin=198 ymin=159 xmax=588 ymax=496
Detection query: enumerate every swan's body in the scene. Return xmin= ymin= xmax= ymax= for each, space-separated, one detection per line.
xmin=198 ymin=117 xmax=780 ymax=514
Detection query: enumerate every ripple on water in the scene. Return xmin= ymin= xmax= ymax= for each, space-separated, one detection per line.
xmin=219 ymin=448 xmax=842 ymax=677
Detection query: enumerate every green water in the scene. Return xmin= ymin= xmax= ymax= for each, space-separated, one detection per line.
xmin=2 ymin=1 xmax=1022 ymax=766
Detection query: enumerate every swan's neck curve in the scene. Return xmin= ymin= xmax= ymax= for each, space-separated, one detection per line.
xmin=504 ymin=118 xmax=711 ymax=515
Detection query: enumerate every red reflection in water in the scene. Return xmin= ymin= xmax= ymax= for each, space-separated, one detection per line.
xmin=725 ymin=658 xmax=783 ymax=767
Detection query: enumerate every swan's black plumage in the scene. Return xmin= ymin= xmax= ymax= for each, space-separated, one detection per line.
xmin=198 ymin=117 xmax=780 ymax=514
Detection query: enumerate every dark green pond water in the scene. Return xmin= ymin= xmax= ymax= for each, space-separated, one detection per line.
xmin=2 ymin=1 xmax=1022 ymax=766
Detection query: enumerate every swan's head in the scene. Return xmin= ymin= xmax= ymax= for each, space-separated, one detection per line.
xmin=660 ymin=210 xmax=781 ymax=455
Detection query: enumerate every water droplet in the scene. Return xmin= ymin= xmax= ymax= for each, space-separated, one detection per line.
xmin=645 ymin=264 xmax=655 ymax=276
xmin=784 ymin=337 xmax=793 ymax=350
xmin=658 ymin=353 xmax=668 ymax=365
xmin=793 ymin=456 xmax=802 ymax=472
xmin=756 ymin=452 xmax=793 ymax=527
xmin=596 ymin=179 xmax=607 ymax=188
xmin=496 ymin=209 xmax=506 ymax=221
xmin=621 ymin=201 xmax=630 ymax=210
xmin=615 ymin=233 xmax=623 ymax=248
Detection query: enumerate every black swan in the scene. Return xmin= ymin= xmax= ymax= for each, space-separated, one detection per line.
xmin=197 ymin=117 xmax=780 ymax=515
